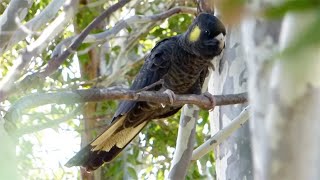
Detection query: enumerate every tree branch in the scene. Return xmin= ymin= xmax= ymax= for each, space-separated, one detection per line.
xmin=191 ymin=106 xmax=250 ymax=161
xmin=5 ymin=0 xmax=66 ymax=52
xmin=52 ymin=6 xmax=197 ymax=57
xmin=0 ymin=0 xmax=132 ymax=102
xmin=4 ymin=88 xmax=247 ymax=130
xmin=0 ymin=0 xmax=33 ymax=54
xmin=0 ymin=0 xmax=77 ymax=102
xmin=38 ymin=0 xmax=132 ymax=78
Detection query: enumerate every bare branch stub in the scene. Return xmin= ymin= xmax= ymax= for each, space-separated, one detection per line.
xmin=197 ymin=0 xmax=215 ymax=14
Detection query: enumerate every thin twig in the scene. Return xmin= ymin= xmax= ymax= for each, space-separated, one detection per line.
xmin=6 ymin=0 xmax=66 ymax=52
xmin=52 ymin=6 xmax=197 ymax=57
xmin=191 ymin=106 xmax=250 ymax=161
xmin=39 ymin=0 xmax=132 ymax=77
xmin=0 ymin=0 xmax=77 ymax=102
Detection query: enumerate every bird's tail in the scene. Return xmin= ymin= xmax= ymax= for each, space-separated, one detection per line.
xmin=65 ymin=115 xmax=148 ymax=171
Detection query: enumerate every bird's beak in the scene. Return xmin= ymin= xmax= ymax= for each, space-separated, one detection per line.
xmin=215 ymin=33 xmax=226 ymax=51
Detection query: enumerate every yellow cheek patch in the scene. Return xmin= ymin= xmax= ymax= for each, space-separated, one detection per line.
xmin=189 ymin=25 xmax=201 ymax=42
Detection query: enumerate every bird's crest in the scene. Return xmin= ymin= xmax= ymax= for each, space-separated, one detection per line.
xmin=189 ymin=25 xmax=201 ymax=42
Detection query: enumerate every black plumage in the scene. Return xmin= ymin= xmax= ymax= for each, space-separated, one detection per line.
xmin=66 ymin=13 xmax=226 ymax=171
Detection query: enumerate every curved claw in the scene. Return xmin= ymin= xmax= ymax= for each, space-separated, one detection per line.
xmin=163 ymin=89 xmax=176 ymax=105
xmin=203 ymin=92 xmax=216 ymax=111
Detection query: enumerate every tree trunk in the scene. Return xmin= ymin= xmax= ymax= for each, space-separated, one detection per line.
xmin=74 ymin=1 xmax=102 ymax=179
xmin=241 ymin=1 xmax=281 ymax=179
xmin=209 ymin=24 xmax=252 ymax=180
xmin=245 ymin=8 xmax=320 ymax=179
xmin=79 ymin=49 xmax=101 ymax=180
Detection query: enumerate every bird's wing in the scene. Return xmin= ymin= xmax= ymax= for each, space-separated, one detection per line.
xmin=65 ymin=37 xmax=176 ymax=171
xmin=113 ymin=37 xmax=175 ymax=119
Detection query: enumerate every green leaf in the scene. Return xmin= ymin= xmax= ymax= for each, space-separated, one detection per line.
xmin=127 ymin=166 xmax=138 ymax=180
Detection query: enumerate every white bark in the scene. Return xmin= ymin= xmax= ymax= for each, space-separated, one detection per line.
xmin=52 ymin=7 xmax=196 ymax=59
xmin=5 ymin=0 xmax=66 ymax=53
xmin=242 ymin=1 xmax=320 ymax=180
xmin=266 ymin=11 xmax=320 ymax=180
xmin=241 ymin=1 xmax=282 ymax=179
xmin=0 ymin=0 xmax=33 ymax=54
xmin=0 ymin=0 xmax=77 ymax=100
xmin=209 ymin=24 xmax=252 ymax=180
xmin=192 ymin=106 xmax=249 ymax=161
xmin=167 ymin=105 xmax=199 ymax=180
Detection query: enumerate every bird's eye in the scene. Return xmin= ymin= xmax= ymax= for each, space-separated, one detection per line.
xmin=204 ymin=30 xmax=211 ymax=36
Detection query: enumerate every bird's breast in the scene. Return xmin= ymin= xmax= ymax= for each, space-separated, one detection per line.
xmin=163 ymin=57 xmax=209 ymax=94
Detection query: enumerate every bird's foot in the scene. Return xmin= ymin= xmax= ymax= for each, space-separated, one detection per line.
xmin=202 ymin=92 xmax=216 ymax=111
xmin=163 ymin=89 xmax=176 ymax=105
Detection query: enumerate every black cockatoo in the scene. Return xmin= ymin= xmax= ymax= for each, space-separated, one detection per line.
xmin=66 ymin=13 xmax=226 ymax=171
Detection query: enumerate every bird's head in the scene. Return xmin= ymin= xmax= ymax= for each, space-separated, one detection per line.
xmin=184 ymin=13 xmax=226 ymax=59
